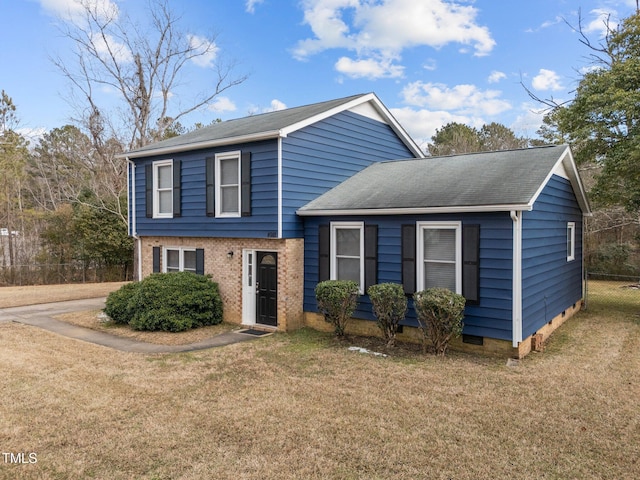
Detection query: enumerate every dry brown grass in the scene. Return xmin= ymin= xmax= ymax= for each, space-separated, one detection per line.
xmin=1 ymin=281 xmax=639 ymax=479
xmin=55 ymin=310 xmax=235 ymax=346
xmin=0 ymin=282 xmax=127 ymax=308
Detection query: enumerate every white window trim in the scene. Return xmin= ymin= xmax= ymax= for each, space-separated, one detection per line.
xmin=330 ymin=221 xmax=365 ymax=294
xmin=163 ymin=247 xmax=197 ymax=273
xmin=567 ymin=222 xmax=576 ymax=262
xmin=215 ymin=151 xmax=241 ymax=218
xmin=153 ymin=159 xmax=173 ymax=218
xmin=416 ymin=221 xmax=462 ymax=294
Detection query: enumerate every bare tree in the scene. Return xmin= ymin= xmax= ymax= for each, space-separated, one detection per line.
xmin=54 ymin=0 xmax=247 ymax=148
xmin=49 ymin=0 xmax=247 ymax=224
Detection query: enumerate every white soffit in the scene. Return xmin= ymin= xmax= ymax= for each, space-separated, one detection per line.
xmin=349 ymin=102 xmax=386 ymax=123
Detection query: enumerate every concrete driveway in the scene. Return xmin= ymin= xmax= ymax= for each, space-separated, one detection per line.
xmin=0 ymin=298 xmax=261 ymax=353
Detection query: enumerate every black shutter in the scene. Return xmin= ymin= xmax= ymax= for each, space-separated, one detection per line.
xmin=462 ymin=224 xmax=480 ymax=305
xmin=145 ymin=164 xmax=153 ymax=218
xmin=318 ymin=224 xmax=330 ymax=282
xmin=172 ymin=159 xmax=181 ymax=217
xmin=195 ymin=248 xmax=205 ymax=275
xmin=401 ymin=224 xmax=416 ymax=295
xmin=152 ymin=246 xmax=161 ymax=273
xmin=241 ymin=152 xmax=252 ymax=217
xmin=205 ymin=157 xmax=215 ymax=216
xmin=364 ymin=224 xmax=378 ymax=292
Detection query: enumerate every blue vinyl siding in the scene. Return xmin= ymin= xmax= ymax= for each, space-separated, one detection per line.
xmin=303 ymin=213 xmax=514 ymax=341
xmin=133 ymin=140 xmax=279 ymax=238
xmin=521 ymin=175 xmax=583 ymax=338
xmin=282 ymin=111 xmax=415 ymax=237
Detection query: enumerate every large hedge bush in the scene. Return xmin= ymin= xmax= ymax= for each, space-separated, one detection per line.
xmin=368 ymin=283 xmax=407 ymax=347
xmin=104 ymin=272 xmax=223 ymax=332
xmin=413 ymin=288 xmax=465 ymax=356
xmin=315 ymin=280 xmax=360 ymax=336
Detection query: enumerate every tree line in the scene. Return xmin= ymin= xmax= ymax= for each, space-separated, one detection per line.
xmin=2 ymin=2 xmax=639 ymax=284
xmin=0 ymin=0 xmax=246 ymax=285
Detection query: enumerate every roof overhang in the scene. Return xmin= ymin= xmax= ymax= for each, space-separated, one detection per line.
xmin=297 ymin=204 xmax=533 ymax=217
xmin=116 ymin=130 xmax=283 ymax=160
xmin=117 ymin=92 xmax=425 ymax=161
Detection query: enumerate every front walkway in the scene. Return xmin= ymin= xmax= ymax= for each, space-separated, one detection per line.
xmin=0 ymin=298 xmax=261 ymax=353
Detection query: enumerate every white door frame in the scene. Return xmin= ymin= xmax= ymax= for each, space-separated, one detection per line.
xmin=241 ymin=249 xmax=257 ymax=325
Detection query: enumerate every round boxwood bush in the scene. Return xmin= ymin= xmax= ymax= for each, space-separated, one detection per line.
xmin=315 ymin=279 xmax=360 ymax=336
xmin=104 ymin=281 xmax=141 ymax=325
xmin=104 ymin=272 xmax=223 ymax=332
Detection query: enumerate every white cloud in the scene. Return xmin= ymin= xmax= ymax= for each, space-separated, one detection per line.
xmin=246 ymin=0 xmax=264 ymax=13
xmin=293 ymin=0 xmax=495 ymax=79
xmin=208 ymin=97 xmax=236 ymax=113
xmin=38 ymin=0 xmax=119 ymax=22
xmin=90 ymin=32 xmax=132 ymax=64
xmin=335 ymin=56 xmax=404 ymax=79
xmin=583 ymin=8 xmax=619 ymax=36
xmin=532 ymin=68 xmax=563 ymax=91
xmin=391 ymin=106 xmax=481 ymax=149
xmin=488 ymin=71 xmax=506 ymax=83
xmin=400 ymin=81 xmax=511 ymax=117
xmin=187 ymin=34 xmax=219 ymax=68
xmin=265 ymin=99 xmax=287 ymax=112
xmin=510 ymin=102 xmax=546 ymax=139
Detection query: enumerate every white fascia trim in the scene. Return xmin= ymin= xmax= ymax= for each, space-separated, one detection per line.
xmin=297 ymin=204 xmax=533 ymax=217
xmin=529 ymin=146 xmax=591 ymax=216
xmin=510 ymin=210 xmax=523 ymax=348
xmin=277 ymin=137 xmax=283 ymax=238
xmin=279 ymin=93 xmax=425 ymax=159
xmin=117 ymin=130 xmax=283 ymax=159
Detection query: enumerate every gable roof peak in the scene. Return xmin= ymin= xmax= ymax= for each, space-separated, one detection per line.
xmin=120 ymin=92 xmax=425 ymax=159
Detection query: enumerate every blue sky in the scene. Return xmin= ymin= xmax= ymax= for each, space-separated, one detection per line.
xmin=1 ymin=0 xmax=638 ymax=149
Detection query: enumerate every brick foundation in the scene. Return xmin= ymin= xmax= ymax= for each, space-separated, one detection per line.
xmin=139 ymin=236 xmax=304 ymax=332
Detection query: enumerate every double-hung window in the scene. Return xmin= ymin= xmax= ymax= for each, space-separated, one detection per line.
xmin=153 ymin=160 xmax=173 ymax=218
xmin=567 ymin=222 xmax=576 ymax=262
xmin=331 ymin=222 xmax=364 ymax=293
xmin=164 ymin=247 xmax=197 ymax=273
xmin=215 ymin=151 xmax=241 ymax=217
xmin=417 ymin=222 xmax=462 ymax=293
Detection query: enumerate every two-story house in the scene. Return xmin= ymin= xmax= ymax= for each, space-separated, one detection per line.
xmin=121 ymin=93 xmax=590 ymax=357
xmin=121 ymin=93 xmax=422 ymax=332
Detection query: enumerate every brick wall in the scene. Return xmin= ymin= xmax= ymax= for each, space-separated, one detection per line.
xmin=138 ymin=236 xmax=304 ymax=331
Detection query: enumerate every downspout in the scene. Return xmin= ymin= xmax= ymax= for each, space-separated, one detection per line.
xmin=126 ymin=158 xmax=142 ymax=281
xmin=510 ymin=210 xmax=523 ymax=348
xmin=277 ymin=136 xmax=283 ymax=239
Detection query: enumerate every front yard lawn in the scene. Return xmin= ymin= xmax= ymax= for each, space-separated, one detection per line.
xmin=0 ymin=280 xmax=638 ymax=479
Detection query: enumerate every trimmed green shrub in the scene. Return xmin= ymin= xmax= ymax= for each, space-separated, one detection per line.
xmin=413 ymin=288 xmax=465 ymax=356
xmin=104 ymin=281 xmax=141 ymax=324
xmin=104 ymin=272 xmax=223 ymax=332
xmin=367 ymin=283 xmax=407 ymax=347
xmin=315 ymin=280 xmax=360 ymax=336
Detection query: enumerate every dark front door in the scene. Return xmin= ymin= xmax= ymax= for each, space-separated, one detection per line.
xmin=256 ymin=252 xmax=278 ymax=326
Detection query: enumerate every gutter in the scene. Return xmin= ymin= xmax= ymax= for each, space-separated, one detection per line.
xmin=126 ymin=157 xmax=143 ymax=281
xmin=116 ymin=130 xmax=283 ymax=160
xmin=297 ymin=204 xmax=533 ymax=217
xmin=510 ymin=210 xmax=523 ymax=348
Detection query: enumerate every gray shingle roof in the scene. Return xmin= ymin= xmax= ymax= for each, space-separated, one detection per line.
xmin=123 ymin=93 xmax=373 ymax=158
xmin=298 ymin=145 xmax=589 ymax=214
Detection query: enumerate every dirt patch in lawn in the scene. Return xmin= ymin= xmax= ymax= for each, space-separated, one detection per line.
xmin=55 ymin=309 xmax=236 ymax=345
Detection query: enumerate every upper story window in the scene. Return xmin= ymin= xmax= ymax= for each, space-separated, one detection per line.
xmin=567 ymin=222 xmax=576 ymax=262
xmin=331 ymin=222 xmax=365 ymax=293
xmin=417 ymin=222 xmax=462 ymax=293
xmin=215 ymin=151 xmax=241 ymax=217
xmin=153 ymin=160 xmax=173 ymax=218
